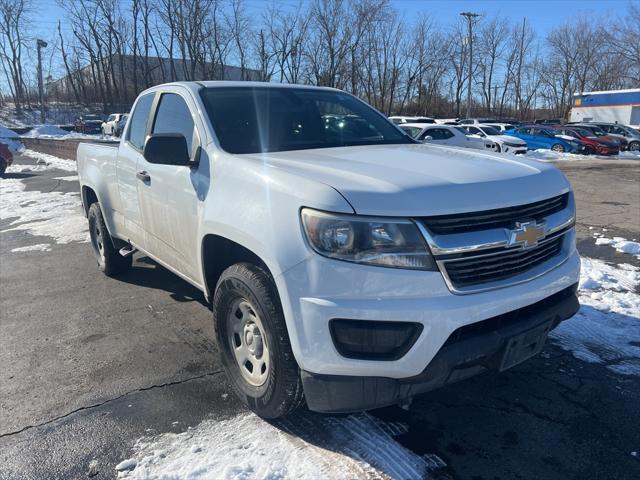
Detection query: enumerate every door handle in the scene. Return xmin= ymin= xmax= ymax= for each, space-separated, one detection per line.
xmin=136 ymin=171 xmax=151 ymax=182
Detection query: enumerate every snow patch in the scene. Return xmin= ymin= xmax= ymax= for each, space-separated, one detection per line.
xmin=21 ymin=124 xmax=72 ymax=138
xmin=10 ymin=243 xmax=52 ymax=253
xmin=0 ymin=177 xmax=89 ymax=244
xmin=53 ymin=175 xmax=79 ymax=182
xmin=20 ymin=149 xmax=77 ymax=171
xmin=595 ymin=236 xmax=640 ymax=258
xmin=550 ymin=258 xmax=640 ymax=375
xmin=0 ymin=125 xmax=24 ymax=152
xmin=116 ymin=412 xmax=438 ymax=479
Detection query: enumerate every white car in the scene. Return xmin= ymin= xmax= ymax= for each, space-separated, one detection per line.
xmin=462 ymin=125 xmax=528 ymax=154
xmin=389 ymin=115 xmax=436 ymax=124
xmin=77 ymin=82 xmax=580 ymax=418
xmin=485 ymin=122 xmax=518 ymax=132
xmin=101 ymin=113 xmax=126 ymax=136
xmin=400 ymin=123 xmax=498 ymax=152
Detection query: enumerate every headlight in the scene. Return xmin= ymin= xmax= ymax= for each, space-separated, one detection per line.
xmin=301 ymin=208 xmax=436 ymax=270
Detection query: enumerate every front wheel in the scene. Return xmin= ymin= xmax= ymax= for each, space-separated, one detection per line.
xmin=629 ymin=141 xmax=640 ymax=152
xmin=551 ymin=143 xmax=566 ymax=153
xmin=88 ymin=203 xmax=132 ymax=276
xmin=213 ymin=263 xmax=304 ymax=419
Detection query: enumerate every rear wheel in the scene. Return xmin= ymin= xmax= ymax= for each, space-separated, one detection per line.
xmin=88 ymin=203 xmax=132 ymax=276
xmin=0 ymin=157 xmax=6 ymax=177
xmin=551 ymin=143 xmax=565 ymax=153
xmin=214 ymin=263 xmax=304 ymax=419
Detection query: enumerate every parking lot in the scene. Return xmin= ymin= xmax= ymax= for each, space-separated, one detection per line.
xmin=1 ymin=151 xmax=639 ymax=480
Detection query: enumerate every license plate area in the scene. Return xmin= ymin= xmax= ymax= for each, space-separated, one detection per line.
xmin=499 ymin=321 xmax=552 ymax=371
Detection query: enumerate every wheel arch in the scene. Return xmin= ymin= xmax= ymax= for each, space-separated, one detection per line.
xmin=201 ymin=234 xmax=275 ymax=300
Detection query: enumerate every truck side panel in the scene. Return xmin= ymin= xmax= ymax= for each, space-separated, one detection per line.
xmin=77 ymin=142 xmax=122 ymax=237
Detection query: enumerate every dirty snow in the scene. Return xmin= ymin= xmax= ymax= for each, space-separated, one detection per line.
xmin=19 ymin=149 xmax=77 ymax=170
xmin=10 ymin=243 xmax=52 ymax=253
xmin=526 ymin=149 xmax=640 ymax=162
xmin=116 ymin=412 xmax=441 ymax=480
xmin=595 ymin=236 xmax=640 ymax=258
xmin=551 ymin=257 xmax=640 ymax=375
xmin=0 ymin=177 xmax=88 ymax=244
xmin=53 ymin=175 xmax=79 ymax=182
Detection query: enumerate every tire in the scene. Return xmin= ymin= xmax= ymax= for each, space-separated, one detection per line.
xmin=629 ymin=141 xmax=640 ymax=152
xmin=87 ymin=203 xmax=132 ymax=276
xmin=584 ymin=146 xmax=595 ymax=155
xmin=551 ymin=144 xmax=565 ymax=153
xmin=213 ymin=263 xmax=304 ymax=419
xmin=0 ymin=158 xmax=6 ymax=177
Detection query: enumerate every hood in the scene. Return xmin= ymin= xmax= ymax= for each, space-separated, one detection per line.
xmin=494 ymin=134 xmax=526 ymax=144
xmin=242 ymin=143 xmax=570 ymax=216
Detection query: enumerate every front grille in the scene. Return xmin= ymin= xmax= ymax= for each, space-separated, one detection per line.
xmin=442 ymin=235 xmax=565 ymax=289
xmin=421 ymin=193 xmax=569 ymax=235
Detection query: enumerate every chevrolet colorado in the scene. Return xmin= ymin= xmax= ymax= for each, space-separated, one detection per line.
xmin=77 ymin=82 xmax=580 ymax=419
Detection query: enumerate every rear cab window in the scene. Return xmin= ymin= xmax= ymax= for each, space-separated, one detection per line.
xmin=126 ymin=93 xmax=155 ymax=150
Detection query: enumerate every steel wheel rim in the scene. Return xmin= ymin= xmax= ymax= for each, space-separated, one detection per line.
xmin=227 ymin=298 xmax=270 ymax=387
xmin=90 ymin=222 xmax=104 ymax=260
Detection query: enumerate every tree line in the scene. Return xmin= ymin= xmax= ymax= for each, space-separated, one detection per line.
xmin=1 ymin=0 xmax=638 ymax=120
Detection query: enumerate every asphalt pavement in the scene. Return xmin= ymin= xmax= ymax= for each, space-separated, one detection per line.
xmin=1 ymin=153 xmax=639 ymax=480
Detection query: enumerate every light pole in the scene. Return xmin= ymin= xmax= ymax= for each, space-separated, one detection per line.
xmin=460 ymin=12 xmax=480 ymax=119
xmin=36 ymin=39 xmax=48 ymax=124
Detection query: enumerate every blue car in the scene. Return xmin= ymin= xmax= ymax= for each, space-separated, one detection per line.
xmin=504 ymin=126 xmax=577 ymax=153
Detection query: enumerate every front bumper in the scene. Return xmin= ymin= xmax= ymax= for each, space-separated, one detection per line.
xmin=302 ymin=283 xmax=579 ymax=413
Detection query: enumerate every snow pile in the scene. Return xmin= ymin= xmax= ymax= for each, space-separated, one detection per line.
xmin=116 ymin=412 xmax=439 ymax=479
xmin=0 ymin=125 xmax=24 ymax=153
xmin=618 ymin=150 xmax=640 ymax=160
xmin=526 ymin=150 xmax=587 ymax=162
xmin=21 ymin=124 xmax=78 ymax=138
xmin=595 ymin=236 xmax=640 ymax=258
xmin=551 ymin=257 xmax=640 ymax=375
xmin=0 ymin=177 xmax=89 ymax=245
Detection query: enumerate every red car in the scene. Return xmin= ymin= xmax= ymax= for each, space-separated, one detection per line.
xmin=552 ymin=126 xmax=620 ymax=156
xmin=0 ymin=142 xmax=13 ymax=176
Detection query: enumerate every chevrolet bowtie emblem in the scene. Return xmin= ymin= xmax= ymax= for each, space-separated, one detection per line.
xmin=509 ymin=221 xmax=546 ymax=249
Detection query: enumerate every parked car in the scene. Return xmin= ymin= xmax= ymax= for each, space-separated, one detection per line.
xmin=504 ymin=126 xmax=579 ymax=153
xmin=101 ymin=113 xmax=126 ymax=136
xmin=566 ymin=123 xmax=629 ymax=150
xmin=462 ymin=125 xmax=528 ymax=154
xmin=485 ymin=123 xmax=518 ymax=132
xmin=434 ymin=118 xmax=460 ymax=125
xmin=78 ymin=82 xmax=580 ymax=418
xmin=458 ymin=118 xmax=498 ymax=125
xmin=587 ymin=123 xmax=640 ymax=151
xmin=75 ymin=114 xmax=104 ymax=135
xmin=113 ymin=114 xmax=129 ymax=137
xmin=389 ymin=116 xmax=436 ymax=124
xmin=0 ymin=142 xmax=13 ymax=176
xmin=400 ymin=123 xmax=497 ymax=152
xmin=551 ymin=126 xmax=619 ymax=156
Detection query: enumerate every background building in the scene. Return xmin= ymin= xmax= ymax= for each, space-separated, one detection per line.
xmin=570 ymin=89 xmax=640 ymax=126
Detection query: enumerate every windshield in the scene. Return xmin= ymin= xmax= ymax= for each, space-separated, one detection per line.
xmin=399 ymin=125 xmax=423 ymax=138
xmin=479 ymin=126 xmax=501 ymax=136
xmin=200 ymin=87 xmax=412 ymax=154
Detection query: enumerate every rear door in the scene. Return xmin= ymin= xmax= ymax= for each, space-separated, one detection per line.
xmin=136 ymin=89 xmax=203 ymax=281
xmin=116 ymin=92 xmax=155 ymax=248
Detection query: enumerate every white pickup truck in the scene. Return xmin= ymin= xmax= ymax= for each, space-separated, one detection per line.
xmin=77 ymin=81 xmax=580 ymax=419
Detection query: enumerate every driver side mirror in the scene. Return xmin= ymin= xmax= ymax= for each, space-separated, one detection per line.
xmin=143 ymin=133 xmax=192 ymax=166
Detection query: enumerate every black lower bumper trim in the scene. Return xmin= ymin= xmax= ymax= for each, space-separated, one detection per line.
xmin=302 ymin=284 xmax=579 ymax=413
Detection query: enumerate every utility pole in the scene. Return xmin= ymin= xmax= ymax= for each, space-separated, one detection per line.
xmin=460 ymin=12 xmax=480 ymax=119
xmin=36 ymin=39 xmax=48 ymax=124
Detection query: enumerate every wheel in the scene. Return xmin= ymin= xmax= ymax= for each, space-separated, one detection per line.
xmin=584 ymin=146 xmax=595 ymax=155
xmin=551 ymin=144 xmax=565 ymax=153
xmin=629 ymin=141 xmax=640 ymax=152
xmin=87 ymin=203 xmax=132 ymax=276
xmin=0 ymin=157 xmax=6 ymax=177
xmin=213 ymin=263 xmax=304 ymax=418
